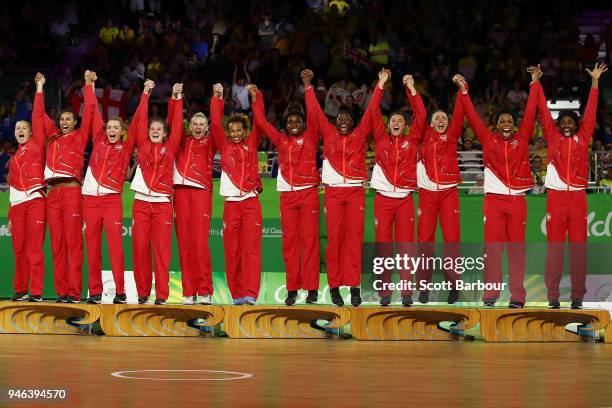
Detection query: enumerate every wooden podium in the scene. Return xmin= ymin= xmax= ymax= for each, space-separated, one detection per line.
xmin=0 ymin=302 xmax=100 ymax=335
xmin=350 ymin=307 xmax=480 ymax=340
xmin=479 ymin=308 xmax=611 ymax=342
xmin=222 ymin=305 xmax=351 ymax=339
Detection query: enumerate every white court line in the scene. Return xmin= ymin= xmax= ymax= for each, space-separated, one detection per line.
xmin=111 ymin=369 xmax=253 ymax=381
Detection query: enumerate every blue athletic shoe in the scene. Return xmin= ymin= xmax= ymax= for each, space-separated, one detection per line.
xmin=233 ymin=297 xmax=245 ymax=305
xmin=243 ymin=296 xmax=256 ymax=305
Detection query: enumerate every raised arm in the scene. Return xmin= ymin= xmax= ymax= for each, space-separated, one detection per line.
xmin=579 ymin=62 xmax=607 ymax=141
xmin=88 ymin=73 xmax=106 ymax=145
xmin=533 ymin=76 xmax=556 ymax=141
xmin=130 ymin=80 xmax=153 ymax=148
xmin=301 ymin=69 xmax=335 ymax=137
xmin=249 ymin=85 xmax=281 ymax=147
xmin=354 ymin=70 xmax=386 ymax=138
xmin=369 ymin=70 xmax=393 ymax=144
xmin=78 ymin=70 xmax=96 ymax=146
xmin=458 ymin=78 xmax=490 ymax=147
xmin=516 ymin=82 xmax=540 ymax=144
xmin=210 ymin=83 xmax=227 ymax=151
xmin=33 ymin=72 xmax=59 ymax=139
xmin=167 ymin=83 xmax=187 ymax=144
xmin=404 ymin=74 xmax=426 ymax=143
xmin=168 ymin=83 xmax=184 ymax=152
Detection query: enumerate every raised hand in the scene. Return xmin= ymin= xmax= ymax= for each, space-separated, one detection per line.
xmin=452 ymin=74 xmax=467 ymax=92
xmin=143 ymin=79 xmax=155 ymax=94
xmin=402 ymin=74 xmax=415 ymax=89
xmin=301 ymin=69 xmax=314 ymax=86
xmin=213 ymin=83 xmax=223 ymax=97
xmin=172 ymin=83 xmax=183 ymax=98
xmin=378 ymin=68 xmax=391 ymax=85
xmin=35 ymin=72 xmax=45 ymax=90
xmin=526 ymin=64 xmax=543 ymax=82
xmin=246 ymin=84 xmax=258 ymax=100
xmin=586 ymin=62 xmax=608 ymax=80
xmin=84 ymin=70 xmax=95 ymax=84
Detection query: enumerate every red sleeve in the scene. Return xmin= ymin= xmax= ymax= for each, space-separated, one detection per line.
xmin=517 ymin=82 xmax=539 ymax=144
xmin=459 ymin=91 xmax=490 ymax=148
xmin=577 ymin=88 xmax=599 ymax=143
xmin=535 ymin=81 xmax=556 ymax=142
xmin=252 ymin=89 xmax=282 ymax=147
xmin=248 ymin=115 xmax=262 ymax=150
xmin=33 ymin=92 xmax=59 ymax=140
xmin=168 ymin=98 xmax=184 ymax=152
xmin=354 ymin=84 xmax=383 ymax=139
xmin=447 ymin=91 xmax=465 ymax=142
xmin=89 ymin=86 xmax=106 ymax=145
xmin=210 ymin=96 xmax=226 ymax=151
xmin=77 ymin=86 xmax=94 ymax=147
xmin=129 ymin=93 xmax=149 ymax=148
xmin=406 ymin=90 xmax=426 ymax=144
xmin=370 ymin=107 xmax=387 ymax=144
xmin=304 ymin=85 xmax=334 ymax=140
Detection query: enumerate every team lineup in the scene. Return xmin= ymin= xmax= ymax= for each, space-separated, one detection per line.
xmin=7 ymin=62 xmax=608 ymax=309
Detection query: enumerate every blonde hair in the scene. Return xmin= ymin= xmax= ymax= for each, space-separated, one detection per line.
xmin=188 ymin=112 xmax=209 ymax=135
xmin=15 ymin=120 xmax=32 ymax=132
xmin=107 ymin=116 xmax=127 ymax=131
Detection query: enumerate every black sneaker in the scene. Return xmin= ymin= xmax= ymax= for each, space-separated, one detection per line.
xmin=87 ymin=294 xmax=102 ymax=304
xmin=138 ymin=296 xmax=149 ymax=304
xmin=571 ymin=299 xmax=583 ymax=310
xmin=549 ymin=299 xmax=560 ymax=309
xmin=28 ymin=295 xmax=43 ymax=302
xmin=56 ymin=295 xmax=67 ymax=303
xmin=350 ymin=287 xmax=362 ymax=307
xmin=418 ymin=291 xmax=429 ymax=304
xmin=285 ymin=291 xmax=298 ymax=306
xmin=483 ymin=299 xmax=496 ymax=307
xmin=401 ymin=295 xmax=413 ymax=307
xmin=306 ymin=290 xmax=318 ymax=304
xmin=509 ymin=301 xmax=524 ymax=309
xmin=154 ymin=298 xmax=167 ymax=305
xmin=66 ymin=296 xmax=80 ymax=304
xmin=379 ymin=295 xmax=391 ymax=306
xmin=447 ymin=289 xmax=460 ymax=304
xmin=330 ymin=287 xmax=344 ymax=307
xmin=11 ymin=292 xmax=28 ymax=301
xmin=113 ymin=293 xmax=127 ymax=304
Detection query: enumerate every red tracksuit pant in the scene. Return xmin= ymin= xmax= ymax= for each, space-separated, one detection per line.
xmin=280 ymin=188 xmax=320 ymax=291
xmin=482 ymin=194 xmax=527 ymax=303
xmin=47 ymin=186 xmax=83 ymax=299
xmin=223 ymin=197 xmax=262 ymax=299
xmin=83 ymin=194 xmax=125 ymax=296
xmin=174 ymin=187 xmax=213 ymax=297
xmin=545 ymin=189 xmax=587 ymax=301
xmin=324 ymin=186 xmax=364 ymax=288
xmin=132 ymin=199 xmax=173 ymax=300
xmin=374 ymin=192 xmax=415 ymax=296
xmin=9 ymin=197 xmax=46 ymax=296
xmin=416 ymin=187 xmax=460 ymax=289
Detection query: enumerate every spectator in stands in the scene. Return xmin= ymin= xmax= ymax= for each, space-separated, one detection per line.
xmin=99 ymin=19 xmax=118 ymax=45
xmin=232 ymin=63 xmax=252 ymax=112
xmin=368 ymin=29 xmax=390 ymax=66
xmin=530 ymin=155 xmax=546 ymax=194
xmin=532 ymin=136 xmax=548 ymax=165
xmin=467 ymin=173 xmax=485 ymax=194
xmin=507 ymin=80 xmax=528 ymax=110
xmin=459 ymin=138 xmax=483 ymax=180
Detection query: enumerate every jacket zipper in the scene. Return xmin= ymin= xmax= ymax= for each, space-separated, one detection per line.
xmin=98 ymin=145 xmax=111 ymax=195
xmin=393 ymin=139 xmax=398 ymax=192
xmin=342 ymin=138 xmax=346 ymax=183
xmin=504 ymin=141 xmax=510 ymax=194
xmin=240 ymin=145 xmax=245 ymax=196
xmin=433 ymin=141 xmax=439 ymax=190
xmin=183 ymin=139 xmax=193 ymax=183
xmin=150 ymin=145 xmax=158 ymax=195
xmin=566 ymin=139 xmax=571 ymax=191
xmin=289 ymin=142 xmax=294 ymax=191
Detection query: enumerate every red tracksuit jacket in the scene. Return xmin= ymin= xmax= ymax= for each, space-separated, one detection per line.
xmin=372 ymin=89 xmax=426 ymax=190
xmin=251 ymin=89 xmax=320 ymax=188
xmin=87 ymin=86 xmax=141 ymax=193
xmin=306 ymin=84 xmax=383 ymax=182
xmin=134 ymin=96 xmax=183 ymax=195
xmin=418 ymin=91 xmax=465 ymax=186
xmin=169 ymin=98 xmax=217 ymax=190
xmin=209 ymin=95 xmax=262 ymax=194
xmin=460 ymin=83 xmax=539 ymax=191
xmin=8 ymin=124 xmax=46 ymax=196
xmin=34 ymin=89 xmax=92 ymax=182
xmin=536 ymin=82 xmax=598 ymax=189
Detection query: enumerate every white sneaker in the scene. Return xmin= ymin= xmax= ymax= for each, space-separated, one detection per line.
xmin=200 ymin=294 xmax=212 ymax=305
xmin=183 ymin=296 xmax=195 ymax=305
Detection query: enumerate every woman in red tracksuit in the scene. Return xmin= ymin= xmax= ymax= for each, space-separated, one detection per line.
xmin=209 ymin=83 xmax=262 ymax=306
xmin=415 ymin=76 xmax=466 ymax=305
xmin=536 ymin=62 xmax=607 ymax=309
xmin=458 ymin=70 xmax=540 ymax=308
xmin=34 ymin=71 xmax=93 ymax=303
xmin=130 ymin=81 xmax=183 ymax=305
xmin=7 ymin=95 xmax=46 ymax=302
xmin=82 ymin=72 xmax=142 ymax=305
xmin=370 ymin=71 xmax=425 ymax=307
xmin=250 ymin=80 xmax=320 ymax=306
xmin=170 ymin=93 xmax=216 ymax=306
xmin=305 ymin=69 xmax=383 ymax=307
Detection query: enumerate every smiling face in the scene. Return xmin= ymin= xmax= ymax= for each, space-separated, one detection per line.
xmin=389 ymin=113 xmax=406 ymax=137
xmin=228 ymin=121 xmax=246 ymax=143
xmin=148 ymin=120 xmax=167 ymax=144
xmin=336 ymin=112 xmax=354 ymax=135
xmin=286 ymin=114 xmax=305 ymax=136
xmin=497 ymin=113 xmax=514 ymax=139
xmin=59 ymin=111 xmax=76 ymax=134
xmin=106 ymin=119 xmax=124 ymax=143
xmin=189 ymin=115 xmax=208 ymax=139
xmin=558 ymin=115 xmax=577 ymax=137
xmin=14 ymin=121 xmax=32 ymax=144
xmin=430 ymin=111 xmax=448 ymax=134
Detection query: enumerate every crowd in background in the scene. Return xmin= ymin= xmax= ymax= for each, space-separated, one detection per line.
xmin=0 ymin=0 xmax=611 ymax=192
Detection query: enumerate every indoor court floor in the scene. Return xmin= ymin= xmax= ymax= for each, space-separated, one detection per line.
xmin=0 ymin=335 xmax=611 ymax=408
